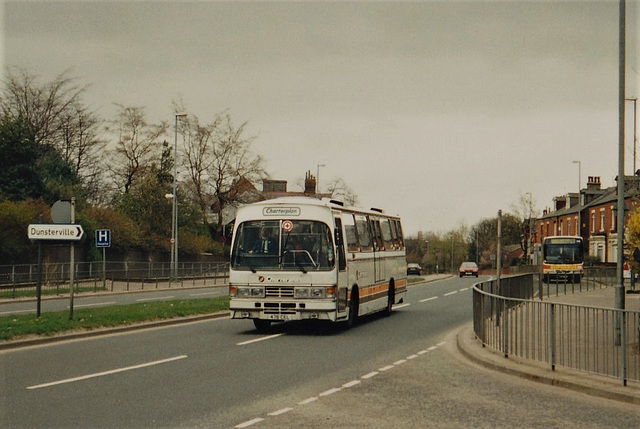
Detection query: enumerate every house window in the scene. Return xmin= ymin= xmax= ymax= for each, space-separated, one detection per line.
xmin=600 ymin=209 xmax=605 ymax=232
xmin=591 ymin=211 xmax=596 ymax=233
xmin=611 ymin=205 xmax=616 ymax=231
xmin=567 ymin=219 xmax=571 ymax=236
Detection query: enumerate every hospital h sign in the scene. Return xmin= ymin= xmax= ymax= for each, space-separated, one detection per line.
xmin=96 ymin=229 xmax=111 ymax=248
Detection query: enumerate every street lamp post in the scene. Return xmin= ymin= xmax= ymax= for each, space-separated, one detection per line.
xmin=316 ymin=164 xmax=326 ymax=196
xmin=172 ymin=113 xmax=187 ymax=279
xmin=572 ymin=160 xmax=581 ymax=193
xmin=626 ymin=98 xmax=637 ymax=173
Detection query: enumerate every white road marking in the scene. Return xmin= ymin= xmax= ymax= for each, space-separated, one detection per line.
xmin=342 ymin=380 xmax=361 ymax=388
xmin=393 ymin=303 xmax=410 ymax=310
xmin=0 ymin=309 xmax=34 ymax=316
xmin=234 ymin=343 xmax=448 ymax=427
xmin=236 ymin=333 xmax=284 ymax=346
xmin=319 ymin=387 xmax=342 ymax=396
xmin=190 ymin=291 xmax=221 ymax=297
xmin=136 ymin=296 xmax=174 ymax=302
xmin=459 ymin=287 xmax=469 ymax=292
xmin=235 ymin=418 xmax=264 ymax=428
xmin=419 ymin=296 xmax=438 ymax=303
xmin=268 ymin=408 xmax=293 ymax=416
xmin=443 ymin=291 xmax=458 ymax=296
xmin=27 ymin=355 xmax=187 ymax=390
xmin=74 ymin=301 xmax=117 ymax=309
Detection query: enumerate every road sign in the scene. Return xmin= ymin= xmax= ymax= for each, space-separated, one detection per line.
xmin=28 ymin=224 xmax=85 ymax=241
xmin=96 ymin=229 xmax=111 ymax=248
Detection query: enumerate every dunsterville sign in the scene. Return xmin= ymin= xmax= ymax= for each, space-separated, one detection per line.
xmin=28 ymin=224 xmax=85 ymax=241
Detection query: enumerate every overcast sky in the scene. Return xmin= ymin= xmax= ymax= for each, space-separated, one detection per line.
xmin=2 ymin=1 xmax=639 ymax=235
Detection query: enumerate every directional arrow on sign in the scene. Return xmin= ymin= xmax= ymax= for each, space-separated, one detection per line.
xmin=28 ymin=224 xmax=85 ymax=241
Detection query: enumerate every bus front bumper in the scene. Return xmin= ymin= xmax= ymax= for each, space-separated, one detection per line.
xmin=230 ymin=299 xmax=339 ymax=322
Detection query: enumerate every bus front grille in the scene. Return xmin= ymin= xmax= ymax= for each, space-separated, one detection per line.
xmin=264 ymin=302 xmax=296 ymax=315
xmin=265 ymin=286 xmax=294 ymax=298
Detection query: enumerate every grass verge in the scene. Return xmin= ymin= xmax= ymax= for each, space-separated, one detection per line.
xmin=0 ymin=296 xmax=229 ymax=342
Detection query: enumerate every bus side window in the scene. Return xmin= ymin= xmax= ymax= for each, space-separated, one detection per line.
xmin=393 ymin=220 xmax=405 ymax=249
xmin=370 ymin=219 xmax=383 ymax=251
xmin=344 ymin=214 xmax=360 ymax=252
xmin=381 ymin=219 xmax=393 ymax=250
xmin=355 ymin=215 xmax=372 ymax=251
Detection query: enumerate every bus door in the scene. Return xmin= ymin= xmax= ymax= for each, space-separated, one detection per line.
xmin=370 ymin=218 xmax=384 ymax=282
xmin=334 ymin=216 xmax=348 ymax=312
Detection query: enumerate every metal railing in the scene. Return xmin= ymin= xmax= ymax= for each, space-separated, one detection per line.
xmin=473 ymin=268 xmax=640 ymax=385
xmin=0 ymin=261 xmax=229 ymax=297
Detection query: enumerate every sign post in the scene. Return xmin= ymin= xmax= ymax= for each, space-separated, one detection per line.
xmin=96 ymin=229 xmax=111 ymax=289
xmin=27 ymin=200 xmax=85 ymax=320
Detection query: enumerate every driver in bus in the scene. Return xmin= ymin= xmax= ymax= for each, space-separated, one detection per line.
xmin=249 ymin=228 xmax=277 ymax=254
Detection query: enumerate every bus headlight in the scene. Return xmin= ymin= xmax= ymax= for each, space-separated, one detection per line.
xmin=310 ymin=287 xmax=324 ymax=298
xmin=233 ymin=286 xmax=264 ymax=298
xmin=295 ymin=288 xmax=310 ymax=298
xmin=295 ymin=287 xmax=334 ymax=299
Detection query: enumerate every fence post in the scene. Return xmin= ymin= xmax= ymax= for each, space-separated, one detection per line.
xmin=502 ymin=298 xmax=509 ymax=358
xmin=549 ymin=303 xmax=556 ymax=371
xmin=621 ymin=309 xmax=627 ymax=386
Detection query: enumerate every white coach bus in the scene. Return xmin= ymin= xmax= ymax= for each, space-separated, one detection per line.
xmin=229 ymin=197 xmax=407 ymax=331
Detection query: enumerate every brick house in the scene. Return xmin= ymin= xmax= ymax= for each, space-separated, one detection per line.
xmin=534 ymin=175 xmax=640 ymax=263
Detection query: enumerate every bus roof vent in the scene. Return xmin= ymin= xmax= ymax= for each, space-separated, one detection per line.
xmin=329 ymin=199 xmax=344 ymax=207
xmin=370 ymin=207 xmax=384 ymax=213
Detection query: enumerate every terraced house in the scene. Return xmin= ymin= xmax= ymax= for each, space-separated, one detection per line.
xmin=535 ymin=175 xmax=640 ymax=264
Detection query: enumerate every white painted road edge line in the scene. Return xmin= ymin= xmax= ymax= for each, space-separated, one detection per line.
xmin=27 ymin=355 xmax=188 ymax=390
xmin=361 ymin=371 xmax=379 ymax=379
xmin=268 ymin=408 xmax=294 ymax=416
xmin=342 ymin=380 xmax=361 ymax=388
xmin=74 ymin=301 xmax=117 ymax=309
xmin=235 ymin=342 xmax=448 ymax=427
xmin=136 ymin=296 xmax=175 ymax=302
xmin=319 ymin=387 xmax=342 ymax=396
xmin=235 ymin=418 xmax=264 ymax=428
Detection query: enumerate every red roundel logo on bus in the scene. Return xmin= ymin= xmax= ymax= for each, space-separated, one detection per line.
xmin=282 ymin=220 xmax=293 ymax=232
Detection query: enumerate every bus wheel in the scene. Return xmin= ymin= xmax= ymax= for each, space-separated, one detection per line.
xmin=346 ymin=288 xmax=359 ymax=329
xmin=383 ymin=284 xmax=394 ymax=317
xmin=253 ymin=319 xmax=272 ymax=333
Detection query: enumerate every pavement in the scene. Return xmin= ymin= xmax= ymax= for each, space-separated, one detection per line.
xmin=457 ymin=283 xmax=640 ymax=405
xmin=2 ymin=274 xmax=640 ymax=406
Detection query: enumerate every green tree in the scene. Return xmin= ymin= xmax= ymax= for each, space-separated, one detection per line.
xmin=0 ymin=117 xmax=43 ymax=200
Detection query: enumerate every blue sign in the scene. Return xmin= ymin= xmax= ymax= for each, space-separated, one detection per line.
xmin=96 ymin=229 xmax=111 ymax=248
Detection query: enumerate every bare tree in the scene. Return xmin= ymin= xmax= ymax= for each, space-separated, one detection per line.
xmin=0 ymin=68 xmax=85 ymax=148
xmin=324 ymin=177 xmax=359 ymax=206
xmin=107 ymin=105 xmax=167 ymax=194
xmin=57 ymin=102 xmax=106 ymax=203
xmin=180 ymin=111 xmax=265 ymax=229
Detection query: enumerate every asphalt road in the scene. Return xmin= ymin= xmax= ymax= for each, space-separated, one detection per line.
xmin=2 ymin=276 xmax=639 ymax=428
